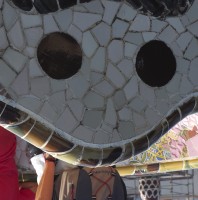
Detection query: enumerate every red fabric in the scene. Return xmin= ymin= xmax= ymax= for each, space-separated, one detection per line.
xmin=0 ymin=127 xmax=35 ymax=200
xmin=19 ymin=188 xmax=35 ymax=200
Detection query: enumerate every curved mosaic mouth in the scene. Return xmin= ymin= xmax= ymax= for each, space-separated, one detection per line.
xmin=0 ymin=95 xmax=197 ymax=167
xmin=1 ymin=0 xmax=198 ymax=167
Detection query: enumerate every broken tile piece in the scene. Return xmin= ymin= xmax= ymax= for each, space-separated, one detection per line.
xmin=82 ymin=31 xmax=98 ymax=58
xmin=92 ymin=22 xmax=111 ymax=46
xmin=73 ymin=12 xmax=102 ymax=31
xmin=130 ymin=14 xmax=150 ymax=32
xmin=106 ymin=63 xmax=126 ymax=88
xmin=3 ymin=48 xmax=27 ymax=73
xmin=83 ymin=110 xmax=103 ymax=129
xmin=108 ymin=40 xmax=124 ymax=64
xmin=7 ymin=20 xmax=25 ymax=50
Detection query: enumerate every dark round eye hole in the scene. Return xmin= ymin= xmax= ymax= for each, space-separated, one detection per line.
xmin=135 ymin=40 xmax=176 ymax=87
xmin=37 ymin=32 xmax=82 ymax=80
xmin=12 ymin=0 xmax=33 ymax=11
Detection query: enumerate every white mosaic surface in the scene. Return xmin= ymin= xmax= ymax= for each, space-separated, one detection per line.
xmin=0 ymin=0 xmax=198 ymax=147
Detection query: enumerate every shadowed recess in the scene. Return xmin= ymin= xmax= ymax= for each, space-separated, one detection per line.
xmin=37 ymin=32 xmax=82 ymax=80
xmin=136 ymin=40 xmax=176 ymax=87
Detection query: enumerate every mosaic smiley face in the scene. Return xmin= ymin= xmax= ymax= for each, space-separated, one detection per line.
xmin=0 ymin=0 xmax=197 ymax=166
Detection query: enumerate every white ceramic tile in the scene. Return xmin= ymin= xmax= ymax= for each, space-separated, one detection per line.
xmin=83 ymin=91 xmax=105 ymax=109
xmin=124 ymin=42 xmax=137 ymax=58
xmin=0 ymin=59 xmax=17 ymax=87
xmin=170 ymin=42 xmax=183 ymax=57
xmin=43 ymin=14 xmax=59 ymax=34
xmin=49 ymin=91 xmax=66 ymax=114
xmin=124 ymin=76 xmax=138 ymax=101
xmin=53 ymin=9 xmax=72 ymax=31
xmin=73 ymin=4 xmax=87 ymax=12
xmin=155 ymin=88 xmax=169 ymax=100
xmin=3 ymin=48 xmax=27 ymax=73
xmin=83 ymin=110 xmax=103 ymax=129
xmin=68 ymin=74 xmax=89 ymax=98
xmin=118 ymin=121 xmax=135 ymax=139
xmin=142 ymin=32 xmax=157 ymax=42
xmin=108 ymin=40 xmax=124 ymax=64
xmin=40 ymin=102 xmax=59 ymax=123
xmin=187 ymin=21 xmax=198 ymax=37
xmin=29 ymin=58 xmax=44 ymax=78
xmin=104 ymin=99 xmax=117 ymax=126
xmin=118 ymin=107 xmax=132 ymax=121
xmin=0 ymin=27 xmax=9 ymax=53
xmin=23 ymin=47 xmax=35 ymax=58
xmin=179 ymin=76 xmax=193 ymax=95
xmin=10 ymin=18 xmax=25 ymax=50
xmin=83 ymin=1 xmax=103 ymax=14
xmin=0 ymin=0 xmax=3 ymax=8
xmin=25 ymin=27 xmax=43 ymax=48
xmin=130 ymin=14 xmax=150 ymax=32
xmin=166 ymin=73 xmax=182 ymax=94
xmin=92 ymin=22 xmax=111 ymax=46
xmin=11 ymin=67 xmax=29 ymax=95
xmin=0 ymin=11 xmax=2 ymax=27
xmin=31 ymin=77 xmax=50 ymax=97
xmin=73 ymin=12 xmax=102 ymax=31
xmin=55 ymin=107 xmax=78 ymax=133
xmin=145 ymin=108 xmax=161 ymax=127
xmin=140 ymin=83 xmax=156 ymax=107
xmin=151 ymin=19 xmax=168 ymax=32
xmin=2 ymin=2 xmax=18 ymax=30
xmin=111 ymin=129 xmax=121 ymax=143
xmin=158 ymin=25 xmax=178 ymax=44
xmin=17 ymin=96 xmax=43 ymax=113
xmin=176 ymin=58 xmax=190 ymax=74
xmin=68 ymin=99 xmax=84 ymax=121
xmin=180 ymin=15 xmax=190 ymax=27
xmin=91 ymin=47 xmax=106 ymax=73
xmin=189 ymin=58 xmax=198 ymax=86
xmin=50 ymin=79 xmax=66 ymax=93
xmin=94 ymin=130 xmax=110 ymax=144
xmin=113 ymin=90 xmax=127 ymax=110
xmin=67 ymin=25 xmax=82 ymax=44
xmin=94 ymin=80 xmax=115 ymax=97
xmin=129 ymin=97 xmax=147 ymax=113
xmin=133 ymin=113 xmax=146 ymax=128
xmin=156 ymin=100 xmax=170 ymax=115
xmin=117 ymin=59 xmax=134 ymax=79
xmin=101 ymin=123 xmax=113 ymax=134
xmin=102 ymin=1 xmax=120 ymax=25
xmin=82 ymin=31 xmax=98 ymax=58
xmin=124 ymin=32 xmax=144 ymax=45
xmin=72 ymin=126 xmax=94 ymax=142
xmin=21 ymin=13 xmax=42 ymax=29
xmin=117 ymin=3 xmax=137 ymax=21
xmin=184 ymin=38 xmax=198 ymax=60
xmin=166 ymin=17 xmax=185 ymax=33
xmin=176 ymin=31 xmax=193 ymax=51
xmin=90 ymin=72 xmax=103 ymax=86
xmin=112 ymin=19 xmax=129 ymax=38
xmin=186 ymin=0 xmax=198 ymax=23
xmin=106 ymin=63 xmax=125 ymax=88
xmin=80 ymin=57 xmax=91 ymax=81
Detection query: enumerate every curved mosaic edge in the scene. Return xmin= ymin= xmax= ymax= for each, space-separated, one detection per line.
xmin=0 ymin=95 xmax=197 ymax=167
xmin=117 ymin=157 xmax=198 ymax=176
xmin=7 ymin=0 xmax=194 ymax=17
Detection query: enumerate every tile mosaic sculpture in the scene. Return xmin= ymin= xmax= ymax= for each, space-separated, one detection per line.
xmin=0 ymin=0 xmax=197 ymax=167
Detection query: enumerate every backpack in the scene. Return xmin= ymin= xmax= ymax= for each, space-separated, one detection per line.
xmin=54 ymin=167 xmax=127 ymax=200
